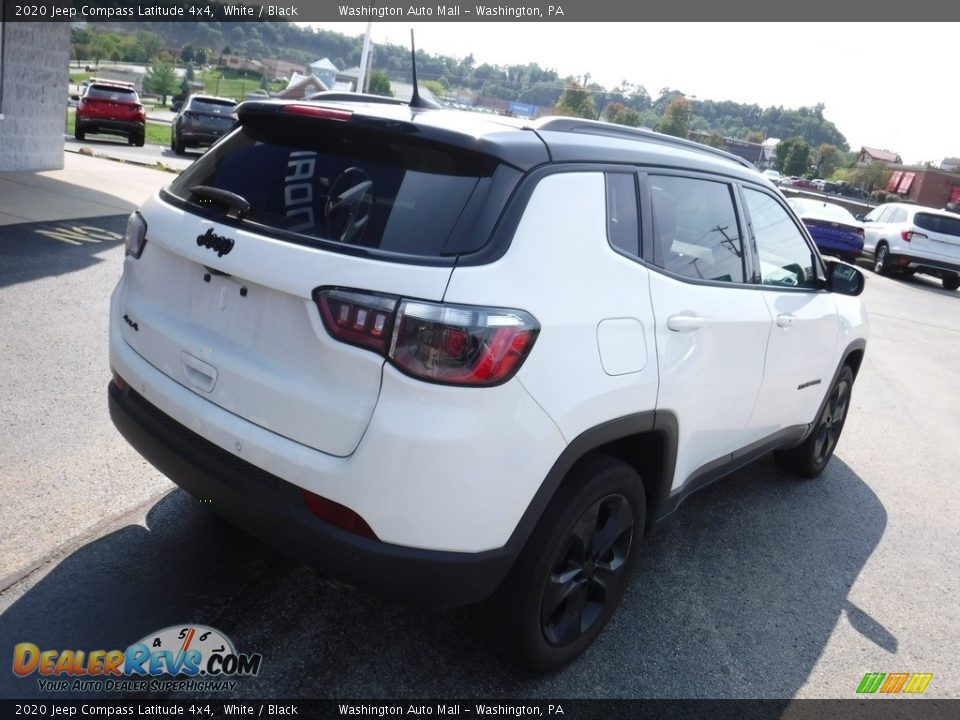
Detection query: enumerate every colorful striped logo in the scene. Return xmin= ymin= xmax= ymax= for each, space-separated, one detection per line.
xmin=857 ymin=672 xmax=933 ymax=694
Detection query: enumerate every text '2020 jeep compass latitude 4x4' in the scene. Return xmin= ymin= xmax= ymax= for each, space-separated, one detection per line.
xmin=109 ymin=95 xmax=868 ymax=672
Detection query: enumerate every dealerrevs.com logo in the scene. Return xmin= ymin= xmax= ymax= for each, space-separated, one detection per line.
xmin=13 ymin=624 xmax=263 ymax=693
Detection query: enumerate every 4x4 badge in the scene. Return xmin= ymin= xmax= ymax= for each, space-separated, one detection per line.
xmin=197 ymin=228 xmax=235 ymax=257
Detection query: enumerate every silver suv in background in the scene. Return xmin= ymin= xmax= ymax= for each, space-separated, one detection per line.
xmin=171 ymin=95 xmax=237 ymax=155
xmin=862 ymin=203 xmax=960 ymax=290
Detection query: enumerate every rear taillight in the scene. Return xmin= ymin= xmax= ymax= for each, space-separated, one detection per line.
xmin=313 ymin=288 xmax=540 ymax=387
xmin=124 ymin=212 xmax=147 ymax=258
xmin=902 ymin=230 xmax=927 ymax=242
xmin=135 ymin=104 xmax=146 ymax=121
xmin=390 ymin=300 xmax=539 ymax=386
xmin=314 ymin=289 xmax=396 ymax=354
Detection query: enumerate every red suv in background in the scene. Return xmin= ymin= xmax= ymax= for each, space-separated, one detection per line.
xmin=75 ymin=80 xmax=146 ymax=147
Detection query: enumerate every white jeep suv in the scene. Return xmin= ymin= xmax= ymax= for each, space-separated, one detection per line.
xmin=109 ymin=98 xmax=868 ymax=672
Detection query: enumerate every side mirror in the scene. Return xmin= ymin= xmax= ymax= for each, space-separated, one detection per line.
xmin=855 ymin=213 xmax=865 ymax=222
xmin=826 ymin=260 xmax=865 ymax=296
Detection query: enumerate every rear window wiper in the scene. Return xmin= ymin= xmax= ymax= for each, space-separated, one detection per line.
xmin=188 ymin=186 xmax=251 ymax=220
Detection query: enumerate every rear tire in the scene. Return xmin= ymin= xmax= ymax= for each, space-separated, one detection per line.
xmin=74 ymin=123 xmax=85 ymax=141
xmin=943 ymin=274 xmax=960 ymax=291
xmin=479 ymin=454 xmax=645 ymax=673
xmin=774 ymin=365 xmax=854 ymax=478
xmin=132 ymin=132 xmax=145 ymax=148
xmin=172 ymin=133 xmax=185 ymax=155
xmin=873 ymin=243 xmax=889 ymax=275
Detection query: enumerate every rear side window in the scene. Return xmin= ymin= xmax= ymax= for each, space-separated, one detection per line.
xmin=169 ymin=121 xmax=503 ymax=258
xmin=649 ymin=175 xmax=745 ymax=283
xmin=914 ymin=212 xmax=960 ymax=237
xmin=888 ymin=208 xmax=908 ymax=223
xmin=606 ymin=173 xmax=640 ymax=257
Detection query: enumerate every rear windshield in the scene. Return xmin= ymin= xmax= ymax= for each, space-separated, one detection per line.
xmin=86 ymin=85 xmax=138 ymax=101
xmin=189 ymin=99 xmax=236 ymax=114
xmin=168 ymin=120 xmax=502 ymax=258
xmin=914 ymin=212 xmax=960 ymax=237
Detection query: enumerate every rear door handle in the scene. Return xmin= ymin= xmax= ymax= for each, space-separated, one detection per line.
xmin=776 ymin=314 xmax=795 ymax=328
xmin=667 ymin=314 xmax=707 ymax=332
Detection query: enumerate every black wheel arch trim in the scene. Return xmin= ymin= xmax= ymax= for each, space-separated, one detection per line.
xmin=502 ymin=410 xmax=679 ymax=556
xmin=797 ymin=338 xmax=866 ymax=444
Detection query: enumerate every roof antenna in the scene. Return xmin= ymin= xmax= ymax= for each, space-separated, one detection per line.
xmin=409 ymin=29 xmax=440 ymax=110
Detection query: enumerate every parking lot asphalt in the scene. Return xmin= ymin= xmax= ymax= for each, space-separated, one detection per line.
xmin=0 ymin=204 xmax=958 ymax=699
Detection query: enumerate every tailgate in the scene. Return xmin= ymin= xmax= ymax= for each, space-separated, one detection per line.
xmin=913 ymin=212 xmax=960 ymax=261
xmin=119 ymin=196 xmax=453 ymax=457
xmin=116 ymin=109 xmax=518 ymax=457
xmin=84 ymin=98 xmax=140 ymax=120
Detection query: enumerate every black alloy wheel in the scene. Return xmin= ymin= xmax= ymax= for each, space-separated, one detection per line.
xmin=812 ymin=375 xmax=851 ymax=466
xmin=774 ymin=365 xmax=855 ymax=478
xmin=541 ymin=493 xmax=634 ymax=647
xmin=478 ymin=455 xmax=645 ymax=673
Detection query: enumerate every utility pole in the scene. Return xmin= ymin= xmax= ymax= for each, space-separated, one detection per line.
xmin=357 ymin=21 xmax=373 ymax=94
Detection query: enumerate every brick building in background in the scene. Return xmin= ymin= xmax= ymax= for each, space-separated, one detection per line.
xmin=885 ymin=166 xmax=960 ymax=210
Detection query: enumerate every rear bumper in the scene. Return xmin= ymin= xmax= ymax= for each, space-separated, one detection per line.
xmin=815 ymin=238 xmax=863 ymax=255
xmin=108 ymin=379 xmax=517 ymax=607
xmin=177 ymin=129 xmax=227 ymax=146
xmin=889 ymin=252 xmax=960 ymax=276
xmin=78 ymin=118 xmax=143 ymax=135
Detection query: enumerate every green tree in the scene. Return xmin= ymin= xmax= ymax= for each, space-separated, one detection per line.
xmin=144 ymin=61 xmax=178 ymax=105
xmin=136 ymin=32 xmax=163 ymax=62
xmin=552 ymin=81 xmax=596 ymax=119
xmin=658 ymin=97 xmax=692 ymax=138
xmin=195 ymin=48 xmax=208 ymax=65
xmin=173 ymin=78 xmax=190 ymax=106
xmin=775 ymin=136 xmax=812 ymax=176
xmin=368 ymin=71 xmax=393 ymax=97
xmin=604 ymin=102 xmax=642 ymax=127
xmin=181 ymin=44 xmax=195 ymax=64
xmin=815 ymin=144 xmax=840 ymax=178
xmin=704 ymin=132 xmax=726 ymax=148
xmin=848 ymin=163 xmax=891 ymax=192
xmin=89 ymin=34 xmax=119 ymax=67
xmin=421 ymin=80 xmax=447 ymax=99
xmin=744 ymin=130 xmax=765 ymax=143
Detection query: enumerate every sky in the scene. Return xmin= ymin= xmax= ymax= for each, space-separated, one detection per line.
xmin=302 ymin=22 xmax=957 ymax=165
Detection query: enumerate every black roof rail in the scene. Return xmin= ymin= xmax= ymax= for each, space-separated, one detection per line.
xmin=304 ymin=91 xmax=408 ymax=107
xmin=533 ymin=117 xmax=756 ymax=169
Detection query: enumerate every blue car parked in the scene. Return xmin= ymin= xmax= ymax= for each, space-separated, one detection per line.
xmin=788 ymin=198 xmax=864 ymax=263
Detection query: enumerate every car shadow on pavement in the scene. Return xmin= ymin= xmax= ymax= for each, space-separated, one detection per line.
xmin=0 ymin=455 xmax=886 ymax=700
xmin=0 ymin=215 xmax=129 ymax=289
xmin=884 ymin=272 xmax=959 ymax=298
xmin=854 ymin=261 xmax=959 ymax=299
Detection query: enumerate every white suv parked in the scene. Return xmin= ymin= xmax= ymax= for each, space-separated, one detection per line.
xmin=109 ymin=97 xmax=868 ymax=672
xmin=862 ymin=202 xmax=960 ymax=290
